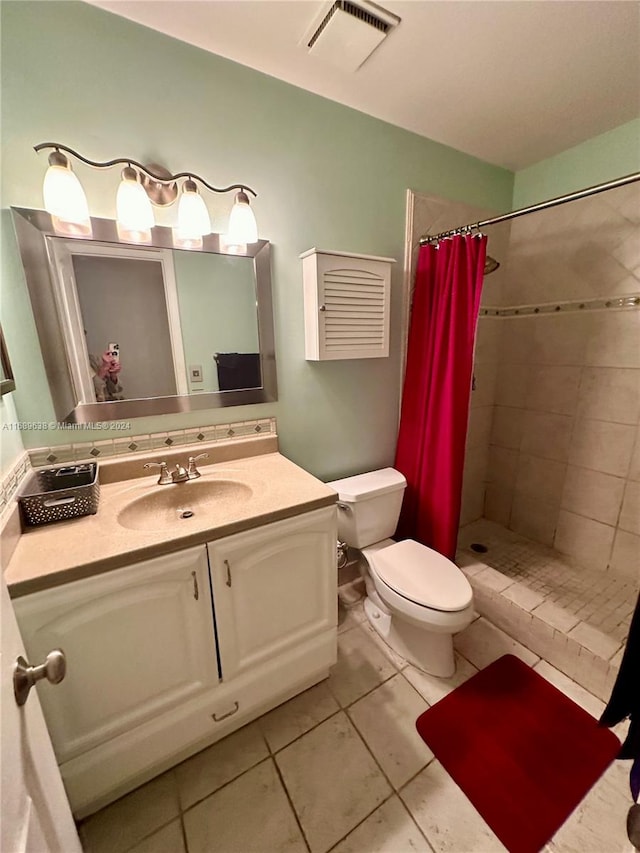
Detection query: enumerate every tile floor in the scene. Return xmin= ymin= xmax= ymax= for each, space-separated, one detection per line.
xmin=459 ymin=519 xmax=636 ymax=644
xmin=79 ymin=603 xmax=632 ymax=853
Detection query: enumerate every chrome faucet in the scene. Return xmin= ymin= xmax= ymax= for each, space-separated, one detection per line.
xmin=144 ymin=461 xmax=189 ymax=485
xmin=144 ymin=453 xmax=208 ymax=485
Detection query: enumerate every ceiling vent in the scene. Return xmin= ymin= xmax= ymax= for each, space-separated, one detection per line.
xmin=303 ymin=1 xmax=400 ymax=73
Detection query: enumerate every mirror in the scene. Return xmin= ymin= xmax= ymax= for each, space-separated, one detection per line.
xmin=0 ymin=326 xmax=16 ymax=396
xmin=11 ymin=207 xmax=277 ymax=423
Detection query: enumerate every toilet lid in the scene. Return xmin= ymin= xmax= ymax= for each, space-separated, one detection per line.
xmin=371 ymin=540 xmax=472 ymax=612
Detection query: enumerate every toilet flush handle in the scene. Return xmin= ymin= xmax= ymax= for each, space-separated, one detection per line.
xmin=336 ymin=502 xmax=352 ymax=512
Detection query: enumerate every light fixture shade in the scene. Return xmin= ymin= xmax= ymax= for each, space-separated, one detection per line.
xmin=227 ymin=191 xmax=258 ymax=244
xmin=116 ymin=167 xmax=154 ymax=243
xmin=43 ymin=154 xmax=92 ymax=237
xmin=175 ymin=180 xmax=211 ymax=244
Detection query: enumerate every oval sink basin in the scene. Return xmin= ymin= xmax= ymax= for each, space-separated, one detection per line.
xmin=117 ymin=479 xmax=253 ymax=532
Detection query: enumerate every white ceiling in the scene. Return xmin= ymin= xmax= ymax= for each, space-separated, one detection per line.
xmin=88 ymin=0 xmax=640 ymax=171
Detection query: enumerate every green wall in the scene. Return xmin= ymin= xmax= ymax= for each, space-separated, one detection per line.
xmin=513 ymin=119 xmax=640 ymax=208
xmin=0 ymin=0 xmax=513 ymax=479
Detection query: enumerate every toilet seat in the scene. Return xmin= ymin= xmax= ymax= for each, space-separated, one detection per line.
xmin=368 ymin=539 xmax=472 ymax=613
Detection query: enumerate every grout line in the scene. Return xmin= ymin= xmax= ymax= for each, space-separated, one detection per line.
xmin=395 ymin=794 xmax=437 ymax=853
xmin=177 ymin=748 xmax=269 ymax=817
xmin=268 ymin=706 xmax=343 ymax=756
xmin=323 ymin=792 xmax=397 ymax=853
xmin=178 ymin=812 xmax=189 ymax=853
xmin=111 ymin=813 xmax=183 ymax=853
xmin=270 ymin=756 xmax=312 ymax=853
xmin=344 ymin=699 xmax=416 ymax=796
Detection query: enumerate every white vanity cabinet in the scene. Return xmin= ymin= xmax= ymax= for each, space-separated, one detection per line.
xmin=13 ymin=546 xmax=218 ymax=765
xmin=12 ymin=505 xmax=337 ymax=817
xmin=208 ymin=506 xmax=337 ymax=679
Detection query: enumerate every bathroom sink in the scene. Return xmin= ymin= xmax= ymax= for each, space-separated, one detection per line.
xmin=117 ymin=478 xmax=253 ymax=532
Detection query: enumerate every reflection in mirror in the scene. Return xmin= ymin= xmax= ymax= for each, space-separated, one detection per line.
xmin=0 ymin=326 xmax=16 ymax=396
xmin=11 ymin=207 xmax=276 ymax=423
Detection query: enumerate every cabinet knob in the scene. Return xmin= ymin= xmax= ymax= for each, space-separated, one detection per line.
xmin=14 ymin=649 xmax=67 ymax=707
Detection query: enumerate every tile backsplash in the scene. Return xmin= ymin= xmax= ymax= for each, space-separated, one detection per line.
xmin=0 ymin=417 xmax=276 ymax=519
xmin=27 ymin=417 xmax=276 ymax=468
xmin=0 ymin=451 xmax=31 ymax=519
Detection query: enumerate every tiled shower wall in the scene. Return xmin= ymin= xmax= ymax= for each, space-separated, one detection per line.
xmin=483 ymin=181 xmax=640 ymax=580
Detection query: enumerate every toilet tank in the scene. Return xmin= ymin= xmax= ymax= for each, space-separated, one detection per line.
xmin=327 ymin=468 xmax=407 ymax=548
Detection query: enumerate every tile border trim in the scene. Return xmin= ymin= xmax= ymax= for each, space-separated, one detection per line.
xmin=480 ymin=293 xmax=640 ymax=318
xmin=26 ymin=416 xmax=277 ymax=469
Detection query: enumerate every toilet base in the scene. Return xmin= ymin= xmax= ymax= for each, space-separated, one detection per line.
xmin=363 ymin=597 xmax=456 ymax=678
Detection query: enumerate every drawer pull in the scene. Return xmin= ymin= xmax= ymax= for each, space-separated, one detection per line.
xmin=224 ymin=559 xmax=232 ymax=587
xmin=212 ymin=701 xmax=239 ymax=722
xmin=192 ymin=570 xmax=199 ymax=601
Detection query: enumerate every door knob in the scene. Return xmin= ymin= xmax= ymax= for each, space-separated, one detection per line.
xmin=14 ymin=649 xmax=67 ymax=707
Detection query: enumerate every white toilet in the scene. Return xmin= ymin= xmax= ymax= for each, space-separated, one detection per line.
xmin=328 ymin=467 xmax=474 ymax=678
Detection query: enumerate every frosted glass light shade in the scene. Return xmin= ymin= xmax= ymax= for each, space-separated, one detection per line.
xmin=43 ymin=156 xmax=92 ymax=237
xmin=175 ymin=181 xmax=211 ymax=246
xmin=116 ymin=167 xmax=154 ymax=243
xmin=227 ymin=191 xmax=258 ymax=244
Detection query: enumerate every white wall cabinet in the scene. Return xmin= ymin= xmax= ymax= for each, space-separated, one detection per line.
xmin=301 ymin=248 xmax=395 ymax=361
xmin=13 ymin=507 xmax=337 ymax=817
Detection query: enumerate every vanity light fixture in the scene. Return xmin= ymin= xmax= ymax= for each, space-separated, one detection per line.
xmin=42 ymin=150 xmax=92 ymax=238
xmin=173 ymin=179 xmax=212 ymax=250
xmin=227 ymin=190 xmax=258 ymax=245
xmin=35 ymin=143 xmax=259 ymax=248
xmin=115 ymin=166 xmax=154 ymax=244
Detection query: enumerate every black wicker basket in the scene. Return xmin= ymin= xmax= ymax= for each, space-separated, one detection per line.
xmin=18 ymin=463 xmax=100 ymax=526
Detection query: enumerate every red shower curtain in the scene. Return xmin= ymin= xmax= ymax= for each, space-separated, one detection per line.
xmin=395 ymin=235 xmax=486 ymax=560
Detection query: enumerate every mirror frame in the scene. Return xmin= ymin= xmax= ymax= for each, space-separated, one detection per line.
xmin=0 ymin=326 xmax=16 ymax=395
xmin=11 ymin=207 xmax=277 ymax=423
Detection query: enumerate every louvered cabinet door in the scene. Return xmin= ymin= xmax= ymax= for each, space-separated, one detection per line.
xmin=302 ymin=250 xmax=394 ymax=360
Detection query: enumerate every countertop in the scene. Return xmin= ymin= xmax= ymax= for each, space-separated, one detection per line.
xmin=5 ymin=448 xmax=337 ymax=598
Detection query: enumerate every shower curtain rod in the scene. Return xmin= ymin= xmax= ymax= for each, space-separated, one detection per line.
xmin=419 ymin=170 xmax=640 ymax=245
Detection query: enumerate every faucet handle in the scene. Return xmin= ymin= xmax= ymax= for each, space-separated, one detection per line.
xmin=187 ymin=453 xmax=208 ymax=479
xmin=143 ymin=461 xmax=172 ymax=485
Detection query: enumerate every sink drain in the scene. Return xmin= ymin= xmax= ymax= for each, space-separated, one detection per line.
xmin=178 ymin=509 xmax=195 ymax=520
xmin=470 ymin=543 xmax=488 ymax=553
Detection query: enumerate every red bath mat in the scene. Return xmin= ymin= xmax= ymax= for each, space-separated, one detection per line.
xmin=415 ymin=654 xmax=620 ymax=853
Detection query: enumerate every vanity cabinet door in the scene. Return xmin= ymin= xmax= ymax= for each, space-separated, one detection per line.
xmin=208 ymin=507 xmax=337 ymax=680
xmin=13 ymin=547 xmax=218 ymax=764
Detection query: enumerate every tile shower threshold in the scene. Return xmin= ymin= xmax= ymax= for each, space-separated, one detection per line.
xmin=456 ymin=523 xmax=632 ymax=703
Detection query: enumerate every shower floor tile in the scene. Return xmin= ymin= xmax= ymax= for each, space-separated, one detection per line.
xmin=459 ymin=519 xmax=635 ymax=646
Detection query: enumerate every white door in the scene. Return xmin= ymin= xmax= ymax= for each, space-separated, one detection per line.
xmin=1 ymin=574 xmax=81 ymax=853
xmin=208 ymin=507 xmax=337 ymax=680
xmin=13 ymin=547 xmax=218 ymax=764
